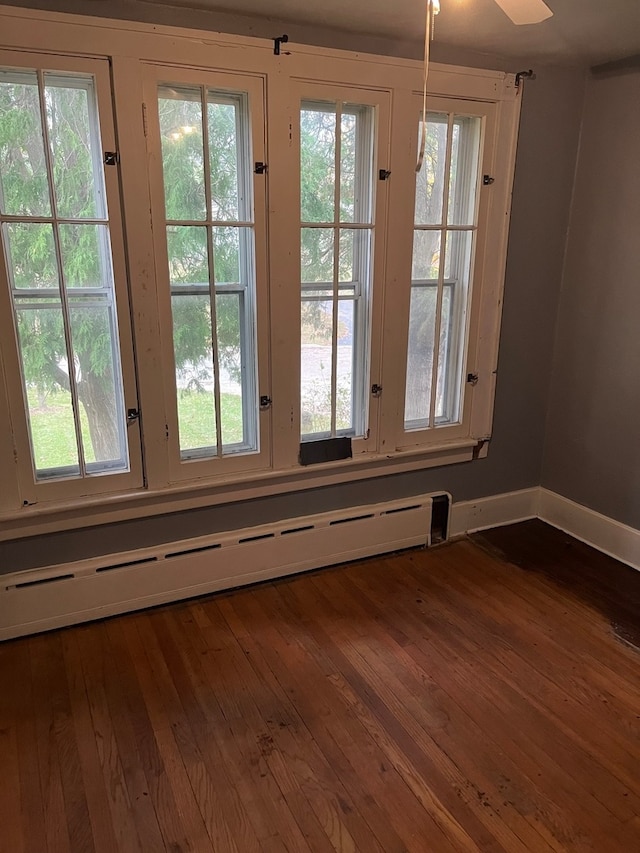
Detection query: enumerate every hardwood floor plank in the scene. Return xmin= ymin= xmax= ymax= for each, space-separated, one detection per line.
xmin=1 ymin=521 xmax=639 ymax=852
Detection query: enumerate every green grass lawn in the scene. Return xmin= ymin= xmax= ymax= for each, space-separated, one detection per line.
xmin=27 ymin=387 xmax=244 ymax=471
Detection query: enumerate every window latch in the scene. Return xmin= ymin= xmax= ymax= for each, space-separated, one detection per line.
xmin=467 ymin=373 xmax=479 ymax=386
xmin=482 ymin=174 xmax=495 ymax=185
xmin=104 ymin=151 xmax=120 ymax=166
xmin=371 ymin=383 xmax=383 ymax=397
xmin=379 ymin=169 xmax=391 ymax=181
xmin=260 ymin=395 xmax=272 ymax=410
xmin=254 ymin=162 xmax=267 ymax=175
xmin=126 ymin=408 xmax=140 ymax=425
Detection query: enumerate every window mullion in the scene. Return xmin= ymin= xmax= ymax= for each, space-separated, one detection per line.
xmin=200 ymin=86 xmax=223 ymax=458
xmin=36 ymin=69 xmax=88 ymax=477
xmin=427 ymin=112 xmax=455 ymax=430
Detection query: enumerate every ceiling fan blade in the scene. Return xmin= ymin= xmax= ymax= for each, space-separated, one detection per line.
xmin=493 ymin=0 xmax=553 ymax=25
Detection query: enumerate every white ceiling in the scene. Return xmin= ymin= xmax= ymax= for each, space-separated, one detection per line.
xmin=139 ymin=0 xmax=640 ymax=66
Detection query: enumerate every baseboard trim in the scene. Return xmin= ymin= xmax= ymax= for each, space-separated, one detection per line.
xmin=449 ymin=488 xmax=540 ymax=537
xmin=539 ymin=489 xmax=640 ymax=572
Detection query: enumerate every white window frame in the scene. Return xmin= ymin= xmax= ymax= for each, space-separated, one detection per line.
xmin=0 ymin=49 xmax=144 ymax=506
xmin=0 ymin=5 xmax=521 ymax=539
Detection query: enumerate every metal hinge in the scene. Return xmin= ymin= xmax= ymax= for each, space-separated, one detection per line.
xmin=104 ymin=151 xmax=120 ymax=166
xmin=254 ymin=162 xmax=268 ymax=175
xmin=482 ymin=174 xmax=495 ymax=186
xmin=260 ymin=395 xmax=272 ymax=409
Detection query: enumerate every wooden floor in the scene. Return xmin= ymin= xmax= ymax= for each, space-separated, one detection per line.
xmin=1 ymin=520 xmax=639 ymax=853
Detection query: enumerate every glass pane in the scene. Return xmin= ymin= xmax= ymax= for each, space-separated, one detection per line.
xmin=404 ymin=285 xmax=437 ymax=426
xmin=448 ymin=116 xmax=481 ymax=226
xmin=167 ymin=226 xmax=208 ymax=286
xmin=15 ymin=302 xmax=80 ymax=476
xmin=0 ymin=71 xmax=50 ymax=216
xmin=207 ymin=97 xmax=240 ymax=221
xmin=336 ymin=300 xmax=354 ymax=432
xmin=68 ymin=299 xmax=127 ymax=467
xmin=159 ymin=87 xmax=206 ymax=221
xmin=172 ymin=293 xmax=217 ymax=454
xmin=3 ymin=223 xmax=59 ymax=290
xmin=213 ymin=226 xmax=242 ymax=285
xmin=45 ymin=77 xmax=103 ymax=220
xmin=301 ymin=105 xmax=335 ymax=223
xmin=215 ymin=292 xmax=245 ymax=447
xmin=59 ymin=224 xmax=113 ymax=289
xmin=339 ymin=111 xmax=357 ymax=222
xmin=301 ymin=299 xmax=333 ymax=435
xmin=415 ymin=114 xmax=448 ymax=226
xmin=444 ymin=229 xmax=474 ymax=283
xmin=338 ymin=229 xmax=354 ymax=283
xmin=434 ymin=285 xmax=454 ymax=422
xmin=301 ymin=227 xmax=334 ymax=284
xmin=412 ymin=230 xmax=441 ymax=281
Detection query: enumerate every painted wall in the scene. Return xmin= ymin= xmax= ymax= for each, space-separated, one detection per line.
xmin=0 ymin=2 xmax=585 ymax=569
xmin=542 ymin=70 xmax=640 ymax=529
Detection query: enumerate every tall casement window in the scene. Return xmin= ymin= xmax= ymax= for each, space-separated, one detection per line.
xmin=145 ymin=69 xmax=269 ymax=480
xmin=300 ymin=101 xmax=375 ymax=440
xmin=405 ymin=111 xmax=481 ymax=431
xmin=0 ymin=55 xmax=141 ymax=500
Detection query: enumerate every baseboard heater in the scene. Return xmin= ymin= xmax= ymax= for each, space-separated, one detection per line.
xmin=0 ymin=493 xmax=448 ymax=640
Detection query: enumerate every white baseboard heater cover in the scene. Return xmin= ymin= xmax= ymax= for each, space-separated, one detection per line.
xmin=0 ymin=494 xmax=438 ymax=640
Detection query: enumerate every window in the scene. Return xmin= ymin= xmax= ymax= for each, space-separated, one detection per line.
xmin=405 ymin=111 xmax=481 ymax=431
xmin=158 ymin=85 xmax=257 ymax=460
xmin=0 ymin=9 xmax=521 ymax=526
xmin=0 ymin=55 xmax=142 ymax=501
xmin=300 ymin=100 xmax=375 ymax=440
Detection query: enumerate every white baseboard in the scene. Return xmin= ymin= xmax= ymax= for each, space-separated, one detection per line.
xmin=449 ymin=487 xmax=540 ymax=537
xmin=539 ymin=489 xmax=640 ymax=572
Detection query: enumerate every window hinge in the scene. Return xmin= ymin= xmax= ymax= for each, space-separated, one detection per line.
xmin=260 ymin=395 xmax=272 ymax=409
xmin=126 ymin=408 xmax=140 ymax=425
xmin=467 ymin=373 xmax=479 ymax=386
xmin=379 ymin=169 xmax=391 ymax=181
xmin=482 ymin=174 xmax=495 ymax=186
xmin=273 ymin=34 xmax=289 ymax=55
xmin=371 ymin=383 xmax=383 ymax=397
xmin=254 ymin=162 xmax=267 ymax=175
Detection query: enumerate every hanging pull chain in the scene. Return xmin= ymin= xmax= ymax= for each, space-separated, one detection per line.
xmin=416 ymin=0 xmax=440 ymax=173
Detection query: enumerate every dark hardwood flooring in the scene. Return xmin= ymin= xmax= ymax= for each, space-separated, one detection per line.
xmin=0 ymin=519 xmax=638 ymax=852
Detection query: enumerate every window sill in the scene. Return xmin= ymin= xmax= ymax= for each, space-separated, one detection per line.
xmin=0 ymin=437 xmax=479 ymax=541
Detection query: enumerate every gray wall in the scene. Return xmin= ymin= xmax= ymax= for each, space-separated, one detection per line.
xmin=0 ymin=2 xmax=586 ymax=568
xmin=542 ymin=70 xmax=640 ymax=529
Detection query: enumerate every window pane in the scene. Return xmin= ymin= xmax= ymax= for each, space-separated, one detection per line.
xmin=68 ymin=298 xmax=127 ymax=466
xmin=448 ymin=116 xmax=481 ymax=226
xmin=301 ymin=299 xmax=333 ymax=435
xmin=301 ymin=227 xmax=334 ymax=284
xmin=159 ymin=87 xmax=206 ymax=221
xmin=434 ymin=286 xmax=454 ymax=421
xmin=207 ymin=97 xmax=240 ymax=221
xmin=0 ymin=72 xmax=50 ymax=216
xmin=412 ymin=230 xmax=441 ymax=281
xmin=167 ymin=225 xmax=208 ymax=286
xmin=15 ymin=302 xmax=80 ymax=476
xmin=404 ymin=286 xmax=437 ymax=425
xmin=336 ymin=300 xmax=354 ymax=432
xmin=3 ymin=223 xmax=59 ymax=290
xmin=301 ymin=106 xmax=335 ymax=223
xmin=59 ymin=224 xmax=113 ymax=289
xmin=415 ymin=114 xmax=448 ymax=226
xmin=339 ymin=111 xmax=356 ymax=222
xmin=172 ymin=293 xmax=217 ymax=454
xmin=213 ymin=226 xmax=242 ymax=285
xmin=216 ymin=292 xmax=245 ymax=446
xmin=45 ymin=77 xmax=104 ymax=220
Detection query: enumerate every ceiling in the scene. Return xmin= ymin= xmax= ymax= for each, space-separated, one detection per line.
xmin=135 ymin=0 xmax=640 ymax=66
